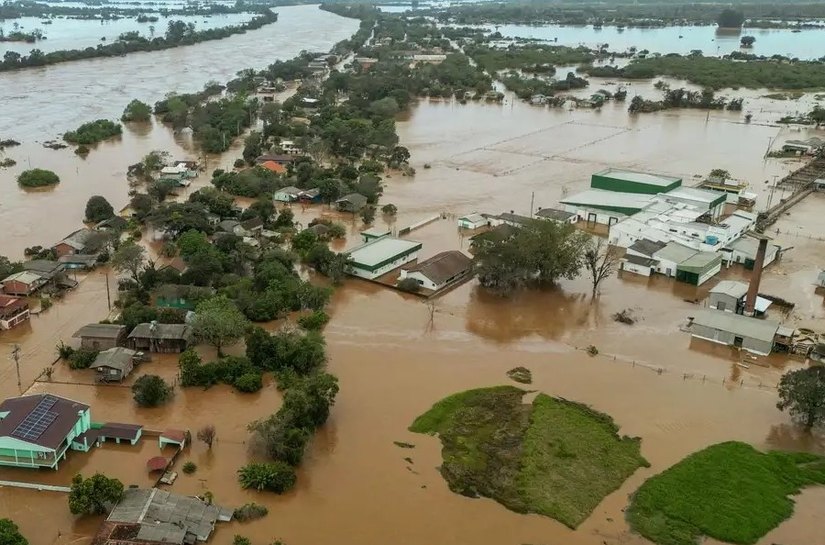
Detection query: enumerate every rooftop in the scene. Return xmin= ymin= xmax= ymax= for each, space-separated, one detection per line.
xmin=348 ymin=237 xmax=422 ymax=268
xmin=57 ymin=228 xmax=93 ymax=250
xmin=560 ymin=189 xmax=654 ymax=211
xmin=73 ymin=323 xmax=126 ymax=339
xmin=710 ymin=280 xmax=749 ymax=299
xmin=128 ymin=323 xmax=193 ymax=341
xmin=661 ymin=186 xmax=725 ymax=205
xmin=337 ymin=193 xmax=368 ymax=207
xmin=403 ymin=251 xmax=473 ymax=286
xmin=495 ymin=212 xmax=532 ymax=225
xmin=623 ymin=254 xmax=657 ymax=267
xmin=92 ymin=347 xmax=139 ymax=372
xmin=106 ymin=488 xmax=232 ymax=545
xmin=593 ymin=168 xmax=682 ymax=187
xmin=361 ymin=227 xmax=391 ymax=238
xmin=276 ymin=185 xmax=302 ymax=195
xmin=535 ymin=208 xmax=576 ymax=222
xmin=691 ymin=310 xmax=780 ymax=343
xmin=22 ymin=259 xmax=63 ymax=276
xmin=260 ymin=160 xmax=287 ymax=174
xmin=2 ymin=270 xmax=43 ymax=285
xmin=628 ymin=238 xmax=667 ymax=257
xmin=678 ymin=251 xmax=721 ymax=269
xmin=0 ymin=394 xmax=88 ymax=450
xmin=654 ymin=241 xmax=697 ymax=264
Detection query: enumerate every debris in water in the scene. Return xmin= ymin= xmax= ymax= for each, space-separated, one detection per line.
xmin=613 ymin=309 xmax=636 ymax=325
xmin=586 ymin=345 xmax=599 ymax=356
xmin=393 ymin=441 xmax=415 ymax=449
xmin=404 ymin=457 xmax=414 ymax=464
xmin=506 ymin=366 xmax=533 ymax=384
xmin=43 ymin=140 xmax=68 ymax=150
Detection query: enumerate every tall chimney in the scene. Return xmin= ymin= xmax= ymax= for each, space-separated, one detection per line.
xmin=744 ymin=238 xmax=768 ymax=315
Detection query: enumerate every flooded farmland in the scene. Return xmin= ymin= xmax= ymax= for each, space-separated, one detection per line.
xmin=2 ymin=6 xmax=825 ymax=545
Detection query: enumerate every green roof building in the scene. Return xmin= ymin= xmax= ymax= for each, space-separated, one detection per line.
xmin=591 ymin=168 xmax=682 ymax=194
xmin=676 ymin=252 xmax=722 ymax=286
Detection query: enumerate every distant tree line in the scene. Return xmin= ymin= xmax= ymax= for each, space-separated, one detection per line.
xmin=0 ymin=10 xmax=278 ymax=72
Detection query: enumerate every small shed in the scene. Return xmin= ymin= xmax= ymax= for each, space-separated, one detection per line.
xmin=620 ymin=254 xmax=657 ymax=277
xmin=708 ymin=280 xmax=749 ymax=313
xmin=94 ymin=216 xmax=128 ymax=232
xmin=361 ymin=227 xmax=391 ymax=243
xmin=336 ymin=193 xmax=368 ymax=213
xmin=91 ymin=347 xmax=140 ymax=382
xmin=457 ymin=213 xmax=488 ymax=230
xmin=689 ymin=310 xmax=779 ymax=355
xmin=73 ymin=324 xmax=127 ymax=350
xmin=298 ymin=188 xmax=321 ymax=203
xmin=128 ymin=323 xmax=194 ymax=353
xmin=535 ymin=207 xmax=577 ymax=224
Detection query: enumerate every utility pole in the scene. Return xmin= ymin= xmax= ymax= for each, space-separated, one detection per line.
xmin=12 ymin=344 xmax=22 ymax=394
xmin=105 ymin=271 xmax=112 ymax=311
xmin=530 ymin=191 xmax=535 ymax=218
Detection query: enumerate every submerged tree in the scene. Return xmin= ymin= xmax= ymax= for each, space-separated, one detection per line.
xmin=197 ymin=424 xmax=217 ymax=449
xmin=121 ymin=99 xmax=152 ymax=122
xmin=68 ymin=473 xmax=124 ymax=515
xmin=717 ymin=8 xmax=745 ymax=28
xmin=111 ymin=240 xmax=147 ymax=289
xmin=84 ymin=195 xmax=115 ymax=223
xmin=192 ymin=296 xmax=250 ymax=357
xmin=583 ymin=237 xmax=621 ymax=298
xmin=132 ymin=374 xmax=173 ymax=407
xmin=0 ymin=519 xmax=28 ymax=545
xmin=777 ymin=366 xmax=825 ymax=429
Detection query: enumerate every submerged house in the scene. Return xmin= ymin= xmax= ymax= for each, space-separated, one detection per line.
xmin=399 ymin=251 xmax=473 ymax=292
xmin=274 ymin=186 xmax=302 ymax=203
xmin=128 ymin=323 xmax=194 ymax=353
xmin=689 ymin=310 xmax=780 ymax=356
xmin=2 ymin=271 xmax=47 ymax=296
xmin=97 ymin=488 xmax=233 ymax=545
xmin=0 ymin=394 xmax=91 ymax=469
xmin=0 ymin=295 xmax=30 ymax=330
xmin=336 ymin=193 xmax=368 ymax=213
xmin=91 ymin=347 xmax=141 ymax=383
xmin=52 ymin=228 xmax=96 ymax=258
xmin=73 ymin=323 xmax=127 ymax=351
xmin=457 ymin=213 xmax=488 ymax=230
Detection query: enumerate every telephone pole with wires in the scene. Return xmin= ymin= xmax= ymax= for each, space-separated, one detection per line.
xmin=12 ymin=344 xmax=22 ymax=394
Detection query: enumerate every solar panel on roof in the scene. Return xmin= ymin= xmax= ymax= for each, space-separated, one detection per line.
xmin=11 ymin=395 xmax=62 ymax=442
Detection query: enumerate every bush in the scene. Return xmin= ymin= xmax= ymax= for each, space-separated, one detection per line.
xmin=56 ymin=341 xmax=74 ymax=360
xmin=233 ymin=537 xmax=251 ymax=545
xmin=132 ymin=374 xmax=173 ymax=407
xmin=0 ymin=518 xmax=28 ymax=545
xmin=234 ymin=372 xmax=263 ymax=393
xmin=233 ymin=502 xmax=269 ymax=522
xmin=64 ymin=119 xmax=122 ymax=145
xmin=397 ymin=278 xmax=421 ymax=293
xmin=297 ymin=310 xmax=329 ymax=331
xmin=182 ymin=461 xmax=197 ymax=474
xmin=17 ymin=169 xmax=59 ymax=188
xmin=238 ymin=462 xmax=297 ymax=493
xmin=68 ymin=348 xmax=98 ymax=369
xmin=381 ymin=203 xmax=397 ymax=216
xmin=233 ymin=158 xmax=245 ymax=168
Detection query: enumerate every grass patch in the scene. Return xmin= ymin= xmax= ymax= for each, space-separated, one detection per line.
xmin=519 ymin=394 xmax=648 ymax=527
xmin=410 ymin=386 xmax=647 ymax=527
xmin=627 ymin=441 xmax=825 ymax=545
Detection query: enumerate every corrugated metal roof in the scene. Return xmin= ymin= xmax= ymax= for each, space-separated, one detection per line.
xmin=593 ymin=168 xmax=682 ymax=187
xmin=691 ymin=310 xmax=779 ymax=342
xmin=709 ymin=280 xmax=748 ymax=299
xmin=560 ymin=189 xmax=654 ymax=211
xmin=653 ymin=242 xmax=697 ymax=264
xmin=348 ymin=237 xmax=421 ymax=268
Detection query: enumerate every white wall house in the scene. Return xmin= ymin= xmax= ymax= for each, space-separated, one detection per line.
xmin=398 ymin=251 xmax=472 ymax=291
xmin=457 ymin=213 xmax=488 ymax=230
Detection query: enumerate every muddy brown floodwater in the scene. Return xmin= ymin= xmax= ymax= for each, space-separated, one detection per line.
xmin=2 ymin=17 xmax=825 ymax=545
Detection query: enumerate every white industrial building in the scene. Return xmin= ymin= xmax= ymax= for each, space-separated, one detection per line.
xmin=346 ymin=236 xmax=422 ymax=280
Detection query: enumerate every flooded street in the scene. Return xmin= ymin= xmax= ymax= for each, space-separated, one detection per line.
xmin=2 ymin=10 xmax=825 ymax=545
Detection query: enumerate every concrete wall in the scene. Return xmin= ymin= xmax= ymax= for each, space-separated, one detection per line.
xmin=564 ymin=205 xmax=625 ymax=226
xmin=708 ymin=293 xmax=740 ymax=312
xmin=691 ymin=324 xmax=773 ymax=355
xmin=620 ymin=260 xmax=652 ymax=277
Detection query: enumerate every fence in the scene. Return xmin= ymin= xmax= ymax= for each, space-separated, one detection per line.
xmin=572 ymin=344 xmax=782 ymax=393
xmin=0 ymin=480 xmax=70 ymax=493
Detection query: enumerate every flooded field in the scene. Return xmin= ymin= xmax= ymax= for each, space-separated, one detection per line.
xmin=0 ymin=12 xmax=255 ymax=55
xmin=2 ymin=9 xmax=825 ymax=545
xmin=479 ymin=23 xmax=825 ymax=59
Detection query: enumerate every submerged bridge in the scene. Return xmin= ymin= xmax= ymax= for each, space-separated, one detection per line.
xmin=756 ymin=156 xmax=825 ymax=231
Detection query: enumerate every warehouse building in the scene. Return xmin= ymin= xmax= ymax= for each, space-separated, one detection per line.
xmin=689 ymin=310 xmax=780 ymax=355
xmin=346 ymin=236 xmax=422 ymax=280
xmin=590 ymin=168 xmax=682 ymax=194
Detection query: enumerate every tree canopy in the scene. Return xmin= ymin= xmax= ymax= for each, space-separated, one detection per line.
xmin=0 ymin=519 xmax=27 ymax=545
xmin=132 ymin=374 xmax=173 ymax=407
xmin=777 ymin=366 xmax=825 ymax=428
xmin=85 ymin=195 xmax=115 ymax=223
xmin=121 ymin=99 xmax=152 ymax=122
xmin=68 ymin=473 xmax=124 ymax=515
xmin=717 ymin=8 xmax=745 ymax=28
xmin=475 ymin=219 xmax=589 ymax=294
xmin=192 ymin=295 xmax=250 ymax=356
